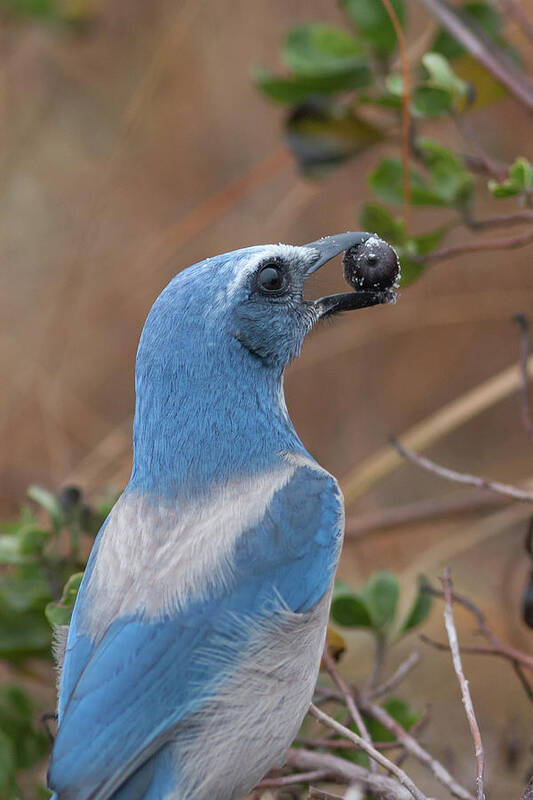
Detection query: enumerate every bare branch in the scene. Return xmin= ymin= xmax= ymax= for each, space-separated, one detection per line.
xmin=514 ymin=314 xmax=533 ymax=438
xmin=309 ymin=788 xmax=346 ymax=800
xmin=322 ymin=647 xmax=377 ymax=773
xmin=368 ymin=650 xmax=421 ymax=699
xmin=416 ymin=0 xmax=533 ymax=112
xmin=345 ymin=491 xmax=504 ymax=538
xmin=357 ymin=697 xmax=474 ymax=800
xmin=391 ymin=437 xmax=533 ymax=502
xmin=297 ymin=737 xmax=404 ymax=752
xmin=463 ymin=210 xmax=533 ymax=230
xmin=418 ymin=229 xmax=533 ymax=265
xmin=286 ymin=748 xmax=418 ymax=800
xmin=521 ymin=776 xmax=533 ymax=800
xmin=512 ymin=661 xmax=533 ymax=704
xmin=422 ymin=584 xmax=533 ymax=670
xmin=442 ymin=569 xmax=485 ymax=800
xmin=308 ymin=705 xmax=429 ymax=800
xmin=259 ymin=769 xmax=329 ymax=787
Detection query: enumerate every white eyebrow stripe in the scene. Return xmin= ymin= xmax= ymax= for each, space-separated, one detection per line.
xmin=82 ymin=463 xmax=297 ymax=639
xmin=225 ymin=244 xmax=311 ymax=299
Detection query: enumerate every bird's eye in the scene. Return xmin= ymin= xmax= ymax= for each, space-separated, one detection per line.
xmin=257 ymin=264 xmax=284 ymax=293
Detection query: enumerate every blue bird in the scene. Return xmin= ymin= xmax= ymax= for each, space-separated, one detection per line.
xmin=48 ymin=232 xmax=393 ymax=800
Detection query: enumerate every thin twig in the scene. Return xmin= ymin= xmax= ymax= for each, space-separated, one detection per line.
xmin=417 ymin=229 xmax=533 ymax=264
xmin=287 ymin=749 xmax=415 ymax=800
xmin=368 ymin=650 xmax=421 ymax=699
xmin=357 ymin=697 xmax=474 ymax=800
xmin=341 ymin=354 xmax=533 ymax=506
xmin=442 ymin=569 xmax=485 ymax=800
xmin=365 ymin=634 xmax=387 ymax=692
xmin=514 ymin=314 xmax=533 ymax=438
xmin=309 ymin=788 xmax=346 ymax=800
xmin=322 ymin=647 xmax=377 ymax=774
xmin=421 ymin=584 xmax=533 ymax=670
xmin=416 ymin=0 xmax=533 ymax=111
xmin=345 ymin=492 xmax=504 ymax=537
xmin=391 ymin=436 xmax=533 ymax=502
xmin=452 ymin=111 xmax=507 ymax=181
xmin=463 ymin=210 xmax=533 ymax=230
xmin=297 ymin=737 xmax=405 ymax=752
xmin=259 ymin=770 xmax=329 ymax=787
xmin=521 ymin=776 xmax=533 ymax=800
xmin=512 ymin=661 xmax=533 ymax=703
xmin=309 ymin=705 xmax=428 ymax=800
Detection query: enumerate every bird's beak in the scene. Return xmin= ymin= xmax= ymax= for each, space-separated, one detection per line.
xmin=302 ymin=230 xmax=395 ymax=318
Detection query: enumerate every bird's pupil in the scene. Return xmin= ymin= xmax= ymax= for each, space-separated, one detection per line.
xmin=258 ymin=265 xmax=283 ymax=291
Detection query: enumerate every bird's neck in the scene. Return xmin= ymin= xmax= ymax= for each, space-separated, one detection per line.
xmin=128 ymin=349 xmax=303 ymax=500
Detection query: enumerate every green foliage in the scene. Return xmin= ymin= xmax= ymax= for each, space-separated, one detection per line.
xmin=256 ymin=0 xmax=528 ymax=288
xmin=489 ymin=156 xmax=533 ymax=198
xmin=341 ymin=0 xmax=406 ymax=55
xmin=286 ymin=99 xmax=383 ymax=177
xmin=0 ymin=486 xmax=112 ymax=664
xmin=330 ymin=572 xmax=433 ymax=639
xmin=46 ymin=572 xmax=83 ymax=626
xmin=0 ymin=685 xmax=49 ymax=796
xmin=0 ymin=0 xmax=94 ymax=27
xmin=0 ymin=486 xmax=114 ymax=794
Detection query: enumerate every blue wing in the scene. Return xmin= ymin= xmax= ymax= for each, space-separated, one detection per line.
xmin=48 ymin=465 xmax=343 ymax=800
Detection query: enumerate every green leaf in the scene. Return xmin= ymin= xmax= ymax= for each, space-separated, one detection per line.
xmin=45 ymin=572 xmax=83 ymax=627
xmin=255 ymin=63 xmax=372 ymax=104
xmin=284 ymin=24 xmax=365 ymax=75
xmin=27 ymin=485 xmax=63 ymax=531
xmin=417 ymin=139 xmax=474 ymax=207
xmin=400 ymin=581 xmax=433 ymax=633
xmin=286 ymin=100 xmax=383 ymax=176
xmin=342 ymin=0 xmax=406 ymax=55
xmin=331 ymin=580 xmax=373 ymax=628
xmin=488 ymin=179 xmax=522 ymax=198
xmin=412 ymin=86 xmax=452 ymax=117
xmin=369 ymin=158 xmax=446 ymax=206
xmin=421 ymin=52 xmax=469 ymax=100
xmin=361 ymin=571 xmax=400 ymax=629
xmin=510 ymin=156 xmax=533 ymax=190
xmin=488 ymin=156 xmax=533 ymax=198
xmin=359 ymin=203 xmax=405 ymax=244
xmin=396 ymin=256 xmax=425 ymax=287
xmin=410 ymin=227 xmax=446 ymax=255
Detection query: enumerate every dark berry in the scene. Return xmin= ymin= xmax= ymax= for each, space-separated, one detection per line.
xmin=342 ymin=236 xmax=400 ymax=291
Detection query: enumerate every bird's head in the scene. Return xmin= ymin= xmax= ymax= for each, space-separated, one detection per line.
xmin=132 ymin=232 xmax=397 ymax=493
xmin=143 ymin=231 xmax=395 ymax=375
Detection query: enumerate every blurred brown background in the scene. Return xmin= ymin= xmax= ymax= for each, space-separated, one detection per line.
xmin=2 ymin=0 xmax=533 ymax=796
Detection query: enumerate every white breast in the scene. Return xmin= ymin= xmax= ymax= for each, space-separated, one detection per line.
xmin=168 ymin=587 xmax=332 ymax=800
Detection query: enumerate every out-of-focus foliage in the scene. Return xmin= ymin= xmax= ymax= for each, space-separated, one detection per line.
xmin=0 ymin=485 xmax=112 ymax=665
xmin=331 ymin=572 xmax=432 ymax=640
xmin=0 ymin=0 xmax=93 ymax=28
xmin=256 ymin=0 xmax=533 ymax=284
xmin=0 ymin=486 xmax=115 ymax=796
xmin=0 ymin=685 xmax=49 ymax=797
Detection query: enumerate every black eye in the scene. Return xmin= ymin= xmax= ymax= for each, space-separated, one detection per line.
xmin=257 ymin=264 xmax=284 ymax=293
